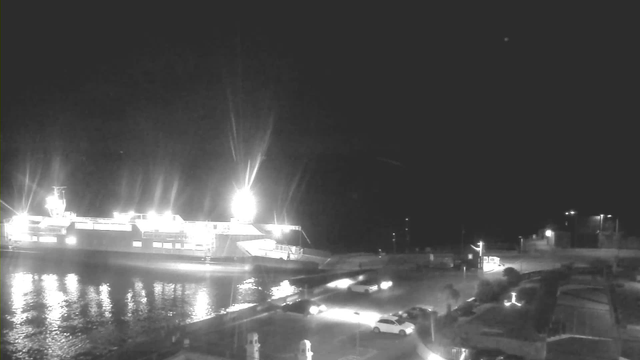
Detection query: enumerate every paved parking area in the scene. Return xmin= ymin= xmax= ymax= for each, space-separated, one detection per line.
xmin=185 ymin=270 xmax=475 ymax=359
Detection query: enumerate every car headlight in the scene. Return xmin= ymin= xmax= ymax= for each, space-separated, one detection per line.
xmin=309 ymin=306 xmax=319 ymax=315
xmin=319 ymin=305 xmax=327 ymax=312
xmin=427 ymin=352 xmax=445 ymax=360
xmin=380 ymin=281 xmax=393 ymax=289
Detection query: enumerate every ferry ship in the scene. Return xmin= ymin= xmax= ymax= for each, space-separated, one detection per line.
xmin=1 ymin=187 xmax=329 ymax=271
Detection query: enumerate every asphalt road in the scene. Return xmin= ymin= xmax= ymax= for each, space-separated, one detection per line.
xmin=188 ymin=270 xmax=476 ymax=360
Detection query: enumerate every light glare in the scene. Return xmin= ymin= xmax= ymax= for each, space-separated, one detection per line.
xmin=326 ymin=278 xmax=355 ymax=289
xmin=428 ymin=353 xmax=446 ymax=360
xmin=231 ymin=188 xmax=256 ymax=223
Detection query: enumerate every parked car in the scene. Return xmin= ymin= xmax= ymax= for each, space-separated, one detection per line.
xmin=469 ymin=349 xmax=524 ymax=360
xmin=281 ymin=299 xmax=327 ymax=316
xmin=348 ymin=280 xmax=379 ymax=294
xmin=452 ymin=297 xmax=478 ymax=317
xmin=394 ymin=305 xmax=434 ymax=324
xmin=372 ymin=315 xmax=415 ymax=336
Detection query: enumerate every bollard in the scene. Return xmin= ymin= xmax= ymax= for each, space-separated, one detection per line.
xmin=183 ymin=338 xmax=190 ymax=348
xmin=298 ymin=340 xmax=312 ymax=360
xmin=172 ymin=335 xmax=177 ymax=343
xmin=246 ymin=332 xmax=260 ymax=360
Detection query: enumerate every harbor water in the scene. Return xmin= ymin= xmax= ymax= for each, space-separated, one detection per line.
xmin=0 ymin=252 xmax=302 ymax=360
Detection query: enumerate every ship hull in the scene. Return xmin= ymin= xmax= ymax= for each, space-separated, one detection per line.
xmin=0 ymin=244 xmax=319 ymax=273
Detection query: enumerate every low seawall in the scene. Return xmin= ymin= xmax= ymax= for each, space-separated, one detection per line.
xmin=103 ymin=268 xmax=375 ymax=359
xmin=320 ymin=252 xmax=455 ymax=271
xmin=183 ymin=268 xmax=372 ymax=333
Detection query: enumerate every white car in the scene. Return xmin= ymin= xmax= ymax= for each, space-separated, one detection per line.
xmin=348 ymin=280 xmax=379 ymax=294
xmin=372 ymin=315 xmax=415 ymax=336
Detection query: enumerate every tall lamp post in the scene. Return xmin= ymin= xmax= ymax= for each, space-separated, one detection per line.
xmin=392 ymin=232 xmax=397 ymax=254
xmin=405 ymin=217 xmax=410 ymax=251
xmin=471 ymin=241 xmax=484 ymax=271
xmin=519 ymin=236 xmax=524 ymax=254
xmin=607 ymin=214 xmax=621 ymax=267
xmin=565 ymin=210 xmax=577 ymax=248
xmin=608 ymin=214 xmax=619 ymax=236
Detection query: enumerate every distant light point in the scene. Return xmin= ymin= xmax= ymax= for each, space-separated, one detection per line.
xmin=504 ymin=37 xmax=509 ymax=42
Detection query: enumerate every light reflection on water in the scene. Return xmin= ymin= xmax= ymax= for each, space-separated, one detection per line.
xmin=192 ymin=288 xmax=212 ymax=321
xmin=270 ymin=280 xmax=300 ymax=299
xmin=1 ymin=259 xmax=301 ymax=360
xmin=43 ymin=274 xmax=65 ymax=325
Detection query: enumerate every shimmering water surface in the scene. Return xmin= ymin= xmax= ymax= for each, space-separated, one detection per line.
xmin=0 ymin=254 xmax=300 ymax=360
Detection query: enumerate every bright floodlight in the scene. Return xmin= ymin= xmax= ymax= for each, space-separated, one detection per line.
xmin=545 ymin=229 xmax=553 ymax=237
xmin=232 ymin=188 xmax=256 ymax=223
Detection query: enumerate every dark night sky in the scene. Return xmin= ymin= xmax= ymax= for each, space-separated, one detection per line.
xmin=2 ymin=3 xmax=638 ymax=251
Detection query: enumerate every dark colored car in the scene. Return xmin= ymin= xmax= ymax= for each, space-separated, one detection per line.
xmin=281 ymin=299 xmax=327 ymax=316
xmin=470 ymin=349 xmax=523 ymax=360
xmin=393 ymin=306 xmax=434 ymax=324
xmin=452 ymin=297 xmax=478 ymax=318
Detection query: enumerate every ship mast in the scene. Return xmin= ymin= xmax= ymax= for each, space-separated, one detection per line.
xmin=45 ymin=186 xmax=67 ymax=218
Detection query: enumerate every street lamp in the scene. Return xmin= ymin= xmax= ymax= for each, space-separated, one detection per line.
xmin=405 ymin=217 xmax=410 ymax=249
xmin=519 ymin=236 xmax=524 ymax=254
xmin=471 ymin=241 xmax=484 ymax=271
xmin=231 ymin=188 xmax=256 ymax=223
xmin=565 ymin=210 xmax=577 ymax=247
xmin=392 ymin=232 xmax=397 ymax=254
xmin=604 ymin=214 xmax=619 ymax=235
